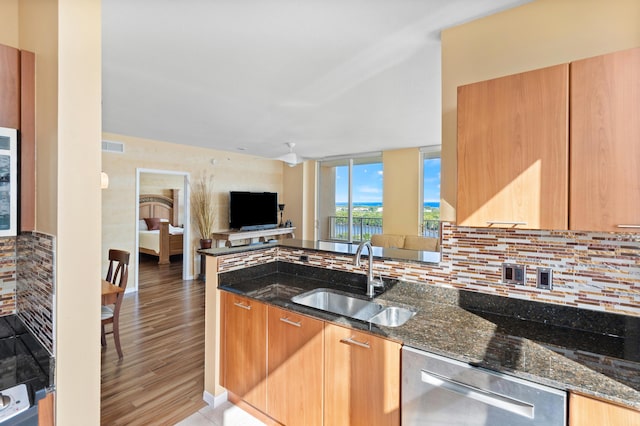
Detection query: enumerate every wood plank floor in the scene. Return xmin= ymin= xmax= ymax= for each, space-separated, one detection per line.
xmin=101 ymin=254 xmax=207 ymax=425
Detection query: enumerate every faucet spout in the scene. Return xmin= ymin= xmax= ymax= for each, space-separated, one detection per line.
xmin=354 ymin=241 xmax=384 ymax=297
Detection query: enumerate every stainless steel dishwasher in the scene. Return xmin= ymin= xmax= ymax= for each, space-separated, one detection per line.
xmin=402 ymin=346 xmax=567 ymax=425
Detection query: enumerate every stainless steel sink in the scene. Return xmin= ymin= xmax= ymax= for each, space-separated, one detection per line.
xmin=291 ymin=288 xmax=384 ymax=321
xmin=291 ymin=288 xmax=416 ymax=327
xmin=368 ymin=306 xmax=416 ymax=327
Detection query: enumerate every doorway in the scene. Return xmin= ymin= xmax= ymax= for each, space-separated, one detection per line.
xmin=134 ymin=168 xmax=191 ymax=292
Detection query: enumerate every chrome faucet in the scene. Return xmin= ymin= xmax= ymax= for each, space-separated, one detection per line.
xmin=354 ymin=241 xmax=384 ymax=298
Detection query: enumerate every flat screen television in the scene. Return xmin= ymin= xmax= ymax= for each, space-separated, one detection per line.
xmin=229 ymin=191 xmax=278 ymax=231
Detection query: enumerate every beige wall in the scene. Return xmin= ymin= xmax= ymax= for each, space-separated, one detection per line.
xmin=316 ymin=162 xmax=336 ymax=240
xmin=281 ymin=161 xmax=317 ymax=241
xmin=301 ymin=161 xmax=317 ymax=241
xmin=55 ymin=1 xmax=102 ymax=423
xmin=19 ymin=0 xmax=60 ymax=235
xmin=440 ymin=0 xmax=640 ymax=222
xmin=0 ymin=1 xmax=19 ymax=48
xmin=102 ymin=133 xmax=283 ymax=279
xmin=15 ymin=0 xmax=102 ymax=424
xmin=382 ymin=148 xmax=421 ymax=235
xmin=15 ymin=0 xmax=102 ymax=423
xmin=282 ymin=163 xmax=303 ymax=232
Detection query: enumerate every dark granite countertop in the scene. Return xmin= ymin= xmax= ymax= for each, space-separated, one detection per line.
xmin=219 ymin=262 xmax=640 ymax=410
xmin=200 ymin=238 xmax=441 ymax=264
xmin=0 ymin=315 xmax=53 ymax=404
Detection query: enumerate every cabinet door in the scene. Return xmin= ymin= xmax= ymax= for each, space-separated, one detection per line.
xmin=0 ymin=44 xmax=20 ymax=129
xmin=38 ymin=392 xmax=54 ymax=426
xmin=267 ymin=307 xmax=324 ymax=426
xmin=324 ymin=324 xmax=401 ymax=426
xmin=20 ymin=50 xmax=36 ymax=231
xmin=570 ymin=47 xmax=640 ymax=232
xmin=221 ymin=292 xmax=267 ymax=412
xmin=569 ymin=393 xmax=640 ymax=426
xmin=457 ymin=64 xmax=569 ymax=229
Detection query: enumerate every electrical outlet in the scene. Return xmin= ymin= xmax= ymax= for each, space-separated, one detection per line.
xmin=502 ymin=263 xmax=526 ymax=285
xmin=504 ymin=265 xmax=514 ymax=281
xmin=537 ymin=267 xmax=553 ymax=290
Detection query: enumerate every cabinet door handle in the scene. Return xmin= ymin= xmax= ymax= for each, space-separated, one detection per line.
xmin=617 ymin=225 xmax=640 ymax=229
xmin=279 ymin=317 xmax=301 ymax=327
xmin=233 ymin=301 xmax=251 ymax=310
xmin=486 ymin=221 xmax=527 ymax=226
xmin=340 ymin=337 xmax=370 ymax=349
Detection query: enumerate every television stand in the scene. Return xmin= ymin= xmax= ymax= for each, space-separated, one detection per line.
xmin=211 ymin=227 xmax=296 ymax=248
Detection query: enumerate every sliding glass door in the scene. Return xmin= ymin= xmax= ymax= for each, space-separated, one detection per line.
xmin=318 ymin=155 xmax=383 ymax=243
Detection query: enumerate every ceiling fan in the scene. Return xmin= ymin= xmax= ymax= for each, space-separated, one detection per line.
xmin=276 ymin=142 xmax=303 ymax=167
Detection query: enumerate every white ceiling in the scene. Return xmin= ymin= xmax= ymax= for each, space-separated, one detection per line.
xmin=102 ymin=0 xmax=530 ymax=162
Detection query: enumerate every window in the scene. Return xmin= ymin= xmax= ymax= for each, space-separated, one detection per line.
xmin=421 ymin=146 xmax=441 ymax=237
xmin=318 ymin=155 xmax=383 ymax=242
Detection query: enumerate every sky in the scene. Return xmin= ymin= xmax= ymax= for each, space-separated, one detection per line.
xmin=335 ymin=158 xmax=440 ymax=204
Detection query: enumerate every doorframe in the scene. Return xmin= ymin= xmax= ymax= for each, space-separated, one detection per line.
xmin=134 ymin=168 xmax=192 ymax=292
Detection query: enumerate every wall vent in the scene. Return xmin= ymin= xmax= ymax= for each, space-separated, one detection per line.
xmin=102 ymin=140 xmax=124 ymax=153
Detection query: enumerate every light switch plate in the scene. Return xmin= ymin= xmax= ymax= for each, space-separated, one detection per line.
xmin=502 ymin=263 xmax=526 ymax=285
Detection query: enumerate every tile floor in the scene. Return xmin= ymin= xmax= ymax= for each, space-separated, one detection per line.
xmin=175 ymin=401 xmax=266 ymax=426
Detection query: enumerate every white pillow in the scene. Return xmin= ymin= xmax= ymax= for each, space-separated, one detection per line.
xmin=169 ymin=224 xmax=184 ymax=234
xmin=139 ymin=219 xmax=148 ymax=231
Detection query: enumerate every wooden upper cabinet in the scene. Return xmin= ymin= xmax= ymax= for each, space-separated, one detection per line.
xmin=20 ymin=50 xmax=36 ymax=232
xmin=570 ymin=47 xmax=640 ymax=232
xmin=324 ymin=323 xmax=401 ymax=426
xmin=569 ymin=393 xmax=640 ymax=426
xmin=0 ymin=44 xmax=20 ymax=129
xmin=457 ymin=64 xmax=569 ymax=229
xmin=267 ymin=306 xmax=324 ymax=426
xmin=221 ymin=293 xmax=267 ymax=412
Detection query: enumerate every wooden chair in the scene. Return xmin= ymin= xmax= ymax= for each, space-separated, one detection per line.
xmin=102 ymin=249 xmax=130 ymax=359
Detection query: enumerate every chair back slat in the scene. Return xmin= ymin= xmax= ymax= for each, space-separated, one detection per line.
xmin=106 ymin=249 xmax=130 ymax=290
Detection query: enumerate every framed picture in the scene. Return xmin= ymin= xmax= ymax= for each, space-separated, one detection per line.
xmin=0 ymin=127 xmax=17 ymax=237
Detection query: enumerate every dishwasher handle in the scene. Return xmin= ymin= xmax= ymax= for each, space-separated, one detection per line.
xmin=421 ymin=370 xmax=534 ymax=419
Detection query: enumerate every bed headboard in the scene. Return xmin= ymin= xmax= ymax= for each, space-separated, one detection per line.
xmin=139 ymin=189 xmax=180 ymax=226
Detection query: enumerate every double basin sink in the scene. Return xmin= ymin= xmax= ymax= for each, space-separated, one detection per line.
xmin=291 ymin=288 xmax=416 ymax=327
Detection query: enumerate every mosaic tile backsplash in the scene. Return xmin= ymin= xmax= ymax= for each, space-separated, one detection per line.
xmin=0 ymin=237 xmax=17 ymax=316
xmin=218 ymin=224 xmax=640 ymax=317
xmin=0 ymin=233 xmax=55 ymax=355
xmin=17 ymin=232 xmax=55 ymax=355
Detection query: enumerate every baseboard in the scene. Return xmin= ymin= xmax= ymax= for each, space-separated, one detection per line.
xmin=203 ymin=389 xmax=228 ymax=408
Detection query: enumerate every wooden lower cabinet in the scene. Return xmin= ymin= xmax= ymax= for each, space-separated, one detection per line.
xmin=221 ymin=293 xmax=267 ymax=412
xmin=38 ymin=392 xmax=54 ymax=426
xmin=569 ymin=393 xmax=640 ymax=426
xmin=324 ymin=323 xmax=401 ymax=426
xmin=267 ymin=306 xmax=324 ymax=426
xmin=221 ymin=292 xmax=402 ymax=425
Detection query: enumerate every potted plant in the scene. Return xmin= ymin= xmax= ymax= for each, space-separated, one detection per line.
xmin=191 ymin=173 xmax=215 ymax=249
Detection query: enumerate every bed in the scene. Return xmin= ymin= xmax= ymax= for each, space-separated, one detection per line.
xmin=138 ymin=189 xmax=184 ymax=264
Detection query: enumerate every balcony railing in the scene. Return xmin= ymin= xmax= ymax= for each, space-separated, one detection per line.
xmin=329 ymin=216 xmax=383 ymax=241
xmin=327 ymin=217 xmax=440 ymax=242
xmin=421 ymin=220 xmax=440 ymax=238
